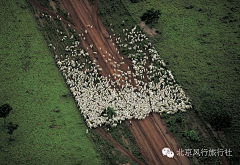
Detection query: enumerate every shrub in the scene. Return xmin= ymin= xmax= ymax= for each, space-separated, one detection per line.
xmin=107 ymin=107 xmax=117 ymax=119
xmin=0 ymin=104 xmax=13 ymax=127
xmin=155 ymin=29 xmax=162 ymax=34
xmin=162 ymin=113 xmax=169 ymax=119
xmin=176 ymin=116 xmax=183 ymax=123
xmin=169 ymin=126 xmax=175 ymax=132
xmin=189 ymin=130 xmax=201 ymax=141
xmin=183 ymin=130 xmax=200 ymax=142
xmin=141 ymin=8 xmax=162 ymax=25
xmin=7 ymin=122 xmax=19 ymax=141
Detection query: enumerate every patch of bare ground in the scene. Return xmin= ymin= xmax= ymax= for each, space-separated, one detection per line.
xmin=122 ymin=135 xmax=129 ymax=146
xmin=139 ymin=21 xmax=157 ymax=37
xmin=35 ymin=12 xmax=44 ymax=27
xmin=62 ymin=23 xmax=70 ymax=37
xmin=49 ymin=0 xmax=57 ymax=13
xmin=122 ymin=135 xmax=131 ymax=152
xmin=112 ymin=149 xmax=116 ymax=155
xmin=122 ymin=163 xmax=130 ymax=165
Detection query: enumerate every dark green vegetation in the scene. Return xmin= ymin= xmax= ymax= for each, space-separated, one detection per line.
xmin=0 ymin=0 xmax=103 ymax=164
xmin=7 ymin=122 xmax=19 ymax=141
xmin=200 ymin=93 xmax=232 ymax=131
xmin=98 ymin=0 xmax=240 ymax=164
xmin=183 ymin=130 xmax=201 ymax=142
xmin=88 ymin=0 xmax=95 ymax=5
xmin=106 ymin=107 xmax=117 ymax=119
xmin=141 ymin=8 xmax=162 ymax=26
xmin=0 ymin=104 xmax=13 ymax=127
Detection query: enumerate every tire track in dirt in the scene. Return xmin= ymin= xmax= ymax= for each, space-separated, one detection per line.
xmin=131 ymin=119 xmax=163 ymax=164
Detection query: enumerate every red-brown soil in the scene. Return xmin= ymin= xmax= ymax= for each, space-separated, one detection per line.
xmin=129 ymin=113 xmax=192 ymax=165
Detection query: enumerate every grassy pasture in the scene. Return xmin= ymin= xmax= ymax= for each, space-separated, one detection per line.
xmin=98 ymin=0 xmax=240 ymax=164
xmin=0 ymin=0 xmax=103 ymax=164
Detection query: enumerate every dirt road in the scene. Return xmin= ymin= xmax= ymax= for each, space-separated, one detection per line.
xmin=60 ymin=0 xmax=139 ymax=88
xmin=129 ymin=113 xmax=192 ymax=165
xmin=30 ymin=0 xmax=192 ymax=164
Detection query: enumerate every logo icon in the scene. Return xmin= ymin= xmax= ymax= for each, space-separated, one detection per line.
xmin=162 ymin=147 xmax=174 ymax=158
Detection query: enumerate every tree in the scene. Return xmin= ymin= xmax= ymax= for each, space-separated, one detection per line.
xmin=7 ymin=122 xmax=19 ymax=141
xmin=141 ymin=8 xmax=162 ymax=25
xmin=0 ymin=104 xmax=13 ymax=127
xmin=107 ymin=107 xmax=117 ymax=119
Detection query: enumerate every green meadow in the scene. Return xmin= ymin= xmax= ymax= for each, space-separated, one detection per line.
xmin=98 ymin=0 xmax=240 ymax=164
xmin=0 ymin=0 xmax=103 ymax=164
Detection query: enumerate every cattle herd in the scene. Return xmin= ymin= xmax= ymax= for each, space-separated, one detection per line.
xmin=45 ymin=13 xmax=192 ymax=128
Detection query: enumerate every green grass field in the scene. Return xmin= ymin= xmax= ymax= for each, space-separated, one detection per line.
xmin=0 ymin=1 xmax=103 ymax=164
xmin=99 ymin=0 xmax=240 ymax=164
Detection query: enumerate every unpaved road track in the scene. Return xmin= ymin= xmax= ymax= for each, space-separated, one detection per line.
xmin=129 ymin=113 xmax=192 ymax=165
xmin=60 ymin=0 xmax=139 ymax=88
xmin=30 ymin=0 xmax=192 ymax=164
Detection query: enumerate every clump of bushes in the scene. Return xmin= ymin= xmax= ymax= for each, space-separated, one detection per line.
xmin=7 ymin=122 xmax=19 ymax=141
xmin=141 ymin=8 xmax=162 ymax=26
xmin=183 ymin=130 xmax=201 ymax=142
xmin=0 ymin=104 xmax=12 ymax=127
